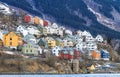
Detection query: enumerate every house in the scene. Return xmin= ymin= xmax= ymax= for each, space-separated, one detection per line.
xmin=43 ymin=20 xmax=49 ymax=27
xmin=22 ymin=44 xmax=42 ymax=56
xmin=85 ymin=32 xmax=94 ymax=42
xmin=0 ymin=30 xmax=4 ymax=40
xmin=24 ymin=14 xmax=31 ymax=23
xmin=100 ymin=50 xmax=110 ymax=60
xmin=38 ymin=38 xmax=48 ymax=48
xmin=65 ymin=30 xmax=72 ymax=35
xmin=23 ymin=34 xmax=37 ymax=44
xmin=82 ymin=30 xmax=89 ymax=36
xmin=0 ymin=39 xmax=3 ymax=48
xmin=87 ymin=64 xmax=95 ymax=71
xmin=39 ymin=18 xmax=44 ymax=26
xmin=17 ymin=25 xmax=29 ymax=37
xmin=63 ymin=37 xmax=74 ymax=47
xmin=95 ymin=35 xmax=103 ymax=42
xmin=34 ymin=16 xmax=40 ymax=25
xmin=46 ymin=26 xmax=55 ymax=35
xmin=51 ymin=23 xmax=59 ymax=29
xmin=76 ymin=42 xmax=87 ymax=52
xmin=86 ymin=42 xmax=97 ymax=51
xmin=52 ymin=46 xmax=62 ymax=56
xmin=46 ymin=37 xmax=56 ymax=48
xmin=3 ymin=31 xmax=23 ymax=49
xmin=91 ymin=50 xmax=101 ymax=60
xmin=56 ymin=28 xmax=64 ymax=37
xmin=76 ymin=30 xmax=82 ymax=36
xmin=27 ymin=26 xmax=41 ymax=35
xmin=55 ymin=38 xmax=64 ymax=47
xmin=73 ymin=35 xmax=83 ymax=44
xmin=38 ymin=26 xmax=47 ymax=35
xmin=81 ymin=31 xmax=95 ymax=42
xmin=59 ymin=47 xmax=74 ymax=60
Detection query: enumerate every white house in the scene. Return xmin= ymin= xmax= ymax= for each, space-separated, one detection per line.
xmin=63 ymin=37 xmax=74 ymax=47
xmin=77 ymin=30 xmax=82 ymax=36
xmin=51 ymin=23 xmax=59 ymax=29
xmin=46 ymin=26 xmax=55 ymax=35
xmin=85 ymin=32 xmax=94 ymax=42
xmin=81 ymin=31 xmax=94 ymax=42
xmin=52 ymin=46 xmax=62 ymax=56
xmin=86 ymin=42 xmax=97 ymax=51
xmin=76 ymin=42 xmax=87 ymax=52
xmin=95 ymin=35 xmax=103 ymax=42
xmin=27 ymin=26 xmax=41 ymax=35
xmin=0 ymin=30 xmax=4 ymax=40
xmin=82 ymin=30 xmax=89 ymax=36
xmin=57 ymin=28 xmax=64 ymax=36
xmin=17 ymin=25 xmax=29 ymax=37
xmin=34 ymin=45 xmax=42 ymax=54
xmin=65 ymin=30 xmax=72 ymax=35
xmin=74 ymin=35 xmax=83 ymax=44
xmin=23 ymin=34 xmax=37 ymax=44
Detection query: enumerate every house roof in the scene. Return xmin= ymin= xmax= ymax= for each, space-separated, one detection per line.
xmin=64 ymin=37 xmax=73 ymax=41
xmin=27 ymin=26 xmax=38 ymax=30
xmin=47 ymin=37 xmax=54 ymax=41
xmin=101 ymin=50 xmax=109 ymax=53
xmin=87 ymin=64 xmax=93 ymax=67
xmin=18 ymin=25 xmax=27 ymax=30
xmin=56 ymin=38 xmax=63 ymax=42
xmin=23 ymin=34 xmax=36 ymax=44
xmin=2 ymin=30 xmax=9 ymax=34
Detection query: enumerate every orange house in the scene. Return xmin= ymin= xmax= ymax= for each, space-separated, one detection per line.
xmin=3 ymin=32 xmax=23 ymax=49
xmin=34 ymin=16 xmax=40 ymax=25
xmin=91 ymin=50 xmax=100 ymax=60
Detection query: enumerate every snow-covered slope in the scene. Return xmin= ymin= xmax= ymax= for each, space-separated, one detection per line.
xmin=84 ymin=0 xmax=120 ymax=32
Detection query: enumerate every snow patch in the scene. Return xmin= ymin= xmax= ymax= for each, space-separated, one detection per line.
xmin=87 ymin=6 xmax=119 ymax=31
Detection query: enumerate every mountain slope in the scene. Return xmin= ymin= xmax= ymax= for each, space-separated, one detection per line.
xmin=0 ymin=0 xmax=120 ymax=39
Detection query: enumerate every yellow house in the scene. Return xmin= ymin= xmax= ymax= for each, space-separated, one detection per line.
xmin=87 ymin=64 xmax=95 ymax=71
xmin=46 ymin=37 xmax=56 ymax=48
xmin=34 ymin=16 xmax=40 ymax=25
xmin=55 ymin=38 xmax=64 ymax=47
xmin=3 ymin=32 xmax=23 ymax=49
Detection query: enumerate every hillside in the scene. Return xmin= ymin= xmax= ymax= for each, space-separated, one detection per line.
xmin=0 ymin=0 xmax=120 ymax=39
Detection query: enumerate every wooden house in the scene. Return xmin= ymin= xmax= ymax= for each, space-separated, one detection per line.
xmin=3 ymin=31 xmax=23 ymax=49
xmin=91 ymin=50 xmax=101 ymax=60
xmin=100 ymin=50 xmax=110 ymax=60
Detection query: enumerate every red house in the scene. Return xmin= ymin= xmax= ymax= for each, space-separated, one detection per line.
xmin=43 ymin=20 xmax=48 ymax=27
xmin=59 ymin=52 xmax=73 ymax=60
xmin=59 ymin=49 xmax=81 ymax=60
xmin=24 ymin=15 xmax=31 ymax=23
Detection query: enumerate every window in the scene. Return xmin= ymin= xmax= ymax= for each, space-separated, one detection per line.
xmin=26 ymin=50 xmax=28 ymax=52
xmin=10 ymin=42 xmax=12 ymax=45
xmin=30 ymin=50 xmax=32 ymax=52
xmin=10 ymin=38 xmax=12 ymax=40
